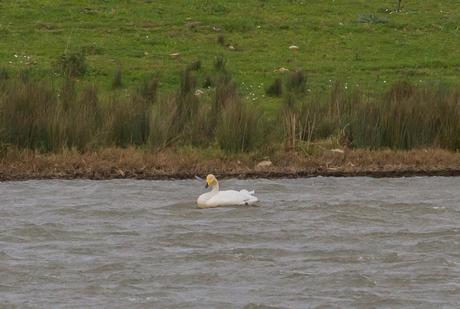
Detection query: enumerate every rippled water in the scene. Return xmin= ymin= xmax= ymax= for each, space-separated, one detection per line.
xmin=1 ymin=177 xmax=460 ymax=308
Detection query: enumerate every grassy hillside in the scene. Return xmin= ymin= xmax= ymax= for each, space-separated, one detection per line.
xmin=1 ymin=0 xmax=459 ymax=96
xmin=1 ymin=1 xmax=460 ymax=155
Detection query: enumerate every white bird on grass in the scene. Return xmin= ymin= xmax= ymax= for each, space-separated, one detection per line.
xmin=196 ymin=174 xmax=258 ymax=208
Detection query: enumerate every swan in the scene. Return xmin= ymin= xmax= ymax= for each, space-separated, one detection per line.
xmin=197 ymin=174 xmax=258 ymax=208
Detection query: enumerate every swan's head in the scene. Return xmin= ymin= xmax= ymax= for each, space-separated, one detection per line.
xmin=205 ymin=174 xmax=218 ymax=188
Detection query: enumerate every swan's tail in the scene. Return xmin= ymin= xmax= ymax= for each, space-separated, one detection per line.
xmin=240 ymin=189 xmax=255 ymax=195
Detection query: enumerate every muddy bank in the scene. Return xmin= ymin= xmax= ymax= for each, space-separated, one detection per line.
xmin=1 ymin=148 xmax=460 ymax=181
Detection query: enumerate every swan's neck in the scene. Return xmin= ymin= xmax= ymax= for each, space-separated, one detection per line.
xmin=211 ymin=181 xmax=219 ymax=192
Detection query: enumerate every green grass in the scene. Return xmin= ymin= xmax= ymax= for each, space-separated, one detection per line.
xmin=1 ymin=1 xmax=460 ymax=154
xmin=1 ymin=0 xmax=460 ymax=100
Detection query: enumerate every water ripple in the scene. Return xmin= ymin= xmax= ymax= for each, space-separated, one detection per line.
xmin=0 ymin=177 xmax=460 ymax=308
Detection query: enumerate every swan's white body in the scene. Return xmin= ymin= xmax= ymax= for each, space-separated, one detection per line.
xmin=197 ymin=175 xmax=258 ymax=208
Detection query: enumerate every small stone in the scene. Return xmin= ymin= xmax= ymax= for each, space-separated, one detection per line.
xmin=274 ymin=67 xmax=289 ymax=73
xmin=228 ymin=45 xmax=235 ymax=51
xmin=256 ymin=160 xmax=273 ymax=169
xmin=169 ymin=52 xmax=180 ymax=59
xmin=194 ymin=89 xmax=204 ymax=96
xmin=186 ymin=21 xmax=202 ymax=29
xmin=212 ymin=26 xmax=221 ymax=32
xmin=289 ymin=45 xmax=299 ymax=50
xmin=330 ymin=148 xmax=345 ymax=154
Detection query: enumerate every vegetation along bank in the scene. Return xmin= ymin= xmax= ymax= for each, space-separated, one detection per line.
xmin=1 ymin=1 xmax=459 ymax=179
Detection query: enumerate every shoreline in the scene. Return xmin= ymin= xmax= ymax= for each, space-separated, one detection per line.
xmin=2 ymin=170 xmax=460 ymax=182
xmin=1 ymin=148 xmax=460 ymax=181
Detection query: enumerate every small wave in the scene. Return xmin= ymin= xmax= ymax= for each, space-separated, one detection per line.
xmin=382 ymin=252 xmax=403 ymax=263
xmin=243 ymin=304 xmax=288 ymax=309
xmin=11 ymin=223 xmax=73 ymax=241
xmin=84 ymin=262 xmax=127 ymax=274
xmin=83 ymin=208 xmax=150 ymax=218
xmin=154 ymin=272 xmax=221 ymax=285
xmin=0 ymin=251 xmax=14 ymax=260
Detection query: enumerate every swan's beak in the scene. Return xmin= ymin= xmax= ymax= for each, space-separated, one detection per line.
xmin=205 ymin=183 xmax=209 ymax=188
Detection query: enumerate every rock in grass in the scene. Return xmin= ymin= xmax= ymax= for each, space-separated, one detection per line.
xmin=274 ymin=67 xmax=289 ymax=73
xmin=186 ymin=21 xmax=202 ymax=30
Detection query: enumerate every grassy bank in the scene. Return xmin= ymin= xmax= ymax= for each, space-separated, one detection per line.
xmin=1 ymin=1 xmax=460 ymax=179
xmin=1 ymin=147 xmax=460 ymax=181
xmin=1 ymin=65 xmax=460 ymax=179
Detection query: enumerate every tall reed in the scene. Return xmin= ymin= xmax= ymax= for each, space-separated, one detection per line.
xmin=1 ymin=62 xmax=460 ymax=154
xmin=103 ymin=94 xmax=151 ymax=147
xmin=68 ymin=85 xmax=100 ymax=150
xmin=210 ymin=66 xmax=262 ymax=152
xmin=349 ymin=81 xmax=460 ymax=150
xmin=279 ymin=71 xmax=308 ymax=149
xmin=0 ymin=77 xmax=57 ymax=151
xmin=148 ymin=68 xmax=209 ymax=149
xmin=215 ymin=96 xmax=260 ymax=153
xmin=278 ymin=76 xmax=460 ymax=151
xmin=148 ymin=95 xmax=178 ymax=149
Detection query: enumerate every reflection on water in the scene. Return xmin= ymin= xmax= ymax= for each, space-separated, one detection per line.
xmin=1 ymin=177 xmax=460 ymax=308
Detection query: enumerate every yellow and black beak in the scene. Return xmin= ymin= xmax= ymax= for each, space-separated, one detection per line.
xmin=205 ymin=182 xmax=209 ymax=188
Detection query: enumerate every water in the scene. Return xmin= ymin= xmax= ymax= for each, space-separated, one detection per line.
xmin=1 ymin=177 xmax=459 ymax=308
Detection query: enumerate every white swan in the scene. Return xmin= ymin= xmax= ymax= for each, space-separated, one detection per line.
xmin=197 ymin=174 xmax=258 ymax=208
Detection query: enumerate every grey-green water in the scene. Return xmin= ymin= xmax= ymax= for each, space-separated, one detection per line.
xmin=1 ymin=177 xmax=459 ymax=308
